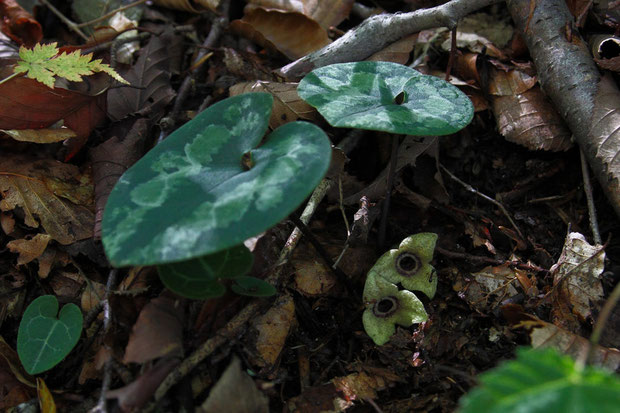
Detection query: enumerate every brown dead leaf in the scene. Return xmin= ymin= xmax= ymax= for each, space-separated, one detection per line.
xmin=81 ymin=280 xmax=106 ymax=314
xmin=367 ymin=33 xmax=418 ymax=65
xmin=230 ymin=7 xmax=330 ymax=60
xmin=107 ymin=358 xmax=179 ymax=413
xmin=293 ymin=249 xmax=337 ymax=296
xmin=1 ymin=128 xmax=76 ymax=143
xmin=0 ymin=156 xmax=94 ymax=245
xmin=0 ymin=0 xmax=42 ymax=47
xmin=230 ymin=81 xmax=319 ymax=129
xmin=198 ymin=357 xmax=269 ymax=413
xmin=247 ymin=0 xmax=354 ymax=30
xmin=123 ymin=293 xmax=184 ymax=364
xmin=36 ymin=377 xmax=56 ymax=413
xmin=456 ymin=264 xmax=521 ymax=311
xmin=0 ymin=336 xmax=36 ymax=388
xmin=493 ymin=86 xmax=573 ymax=151
xmin=7 ymin=234 xmax=51 ymax=265
xmin=503 ymin=306 xmax=620 ymax=370
xmin=249 ymin=294 xmax=296 ymax=368
xmin=551 ymin=232 xmax=604 ymax=325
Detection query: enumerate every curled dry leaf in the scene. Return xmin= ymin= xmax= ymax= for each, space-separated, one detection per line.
xmin=151 ymin=0 xmax=219 ymax=13
xmin=230 ymin=7 xmax=330 ymax=60
xmin=0 ymin=0 xmax=42 ymax=47
xmin=503 ymin=305 xmax=620 ymax=370
xmin=488 ymin=68 xmax=572 ymax=151
xmin=1 ymin=128 xmax=76 ymax=144
xmin=0 ymin=156 xmax=94 ymax=245
xmin=247 ymin=0 xmax=354 ymax=29
xmin=367 ymin=33 xmax=418 ymax=65
xmin=7 ymin=234 xmax=51 ymax=266
xmin=551 ymin=232 xmax=604 ymax=323
xmin=229 ymin=81 xmax=319 ymax=128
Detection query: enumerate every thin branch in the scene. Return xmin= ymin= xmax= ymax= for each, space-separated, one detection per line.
xmin=76 ymin=0 xmax=148 ymax=28
xmin=580 ymin=149 xmax=602 ymax=244
xmin=38 ymin=0 xmax=88 ymax=40
xmin=277 ymin=0 xmax=502 ymax=79
xmin=439 ymin=164 xmax=526 ymax=243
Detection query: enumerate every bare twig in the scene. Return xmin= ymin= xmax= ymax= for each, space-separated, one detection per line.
xmin=277 ymin=0 xmax=502 ymax=79
xmin=38 ymin=0 xmax=88 ymax=40
xmin=439 ymin=164 xmax=526 ymax=243
xmin=580 ymin=149 xmax=602 ymax=244
xmin=75 ymin=0 xmax=148 ymax=28
xmin=581 ymin=280 xmax=620 ymax=368
xmin=435 ymin=246 xmax=549 ymax=273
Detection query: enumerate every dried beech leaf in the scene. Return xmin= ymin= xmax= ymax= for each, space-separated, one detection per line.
xmin=151 ymin=0 xmax=219 ymax=12
xmin=507 ymin=310 xmax=620 ymax=371
xmin=229 ymin=81 xmax=319 ymax=128
xmin=487 ymin=68 xmax=537 ymax=96
xmin=0 ymin=156 xmax=94 ymax=245
xmin=367 ymin=33 xmax=418 ymax=65
xmin=247 ymin=0 xmax=354 ymax=29
xmin=551 ymin=232 xmax=605 ymax=325
xmin=230 ymin=7 xmax=330 ymax=60
xmin=493 ymin=87 xmax=573 ymax=151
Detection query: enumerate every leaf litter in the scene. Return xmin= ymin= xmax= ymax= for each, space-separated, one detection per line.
xmin=0 ymin=0 xmax=619 ymax=412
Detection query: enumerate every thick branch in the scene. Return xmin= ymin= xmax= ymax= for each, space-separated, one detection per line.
xmin=276 ymin=0 xmax=501 ymax=80
xmin=507 ymin=0 xmax=620 ymax=218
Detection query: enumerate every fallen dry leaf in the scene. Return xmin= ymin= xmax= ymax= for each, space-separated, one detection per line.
xmin=123 ymin=293 xmax=184 ymax=364
xmin=0 ymin=155 xmax=94 ymax=245
xmin=229 ymin=80 xmax=319 ymax=129
xmin=230 ymin=7 xmax=330 ymax=60
xmin=551 ymin=232 xmax=604 ymax=324
xmin=367 ymin=33 xmax=418 ymax=65
xmin=247 ymin=0 xmax=354 ymax=29
xmin=151 ymin=0 xmax=219 ymax=12
xmin=7 ymin=234 xmax=51 ymax=266
xmin=0 ymin=0 xmax=42 ymax=47
xmin=198 ymin=357 xmax=269 ymax=413
xmin=36 ymin=377 xmax=56 ymax=413
xmin=1 ymin=128 xmax=76 ymax=143
xmin=249 ymin=294 xmax=296 ymax=367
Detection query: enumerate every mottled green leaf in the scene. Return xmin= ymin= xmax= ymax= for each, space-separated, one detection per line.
xmin=230 ymin=276 xmax=277 ymax=297
xmin=157 ymin=245 xmax=253 ymax=299
xmin=17 ymin=295 xmax=83 ymax=375
xmin=458 ymin=347 xmax=620 ymax=413
xmin=102 ymin=93 xmax=331 ymax=266
xmin=297 ymin=61 xmax=473 ymax=135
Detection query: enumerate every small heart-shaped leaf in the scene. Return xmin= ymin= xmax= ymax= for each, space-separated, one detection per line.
xmin=17 ymin=295 xmax=83 ymax=375
xmin=102 ymin=93 xmax=332 ymax=266
xmin=158 ymin=245 xmax=254 ymax=299
xmin=297 ymin=61 xmax=473 ymax=135
xmin=230 ymin=276 xmax=277 ymax=297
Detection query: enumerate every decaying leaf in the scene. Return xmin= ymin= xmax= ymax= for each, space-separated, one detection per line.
xmin=230 ymin=7 xmax=330 ymax=60
xmin=551 ymin=232 xmax=604 ymax=324
xmin=7 ymin=234 xmax=51 ymax=266
xmin=0 ymin=0 xmax=42 ymax=47
xmin=455 ymin=264 xmax=521 ymax=311
xmin=229 ymin=81 xmax=319 ymax=128
xmin=107 ymin=30 xmax=177 ymax=121
xmin=247 ymin=0 xmax=354 ymax=30
xmin=123 ymin=294 xmax=184 ymax=364
xmin=198 ymin=357 xmax=269 ymax=413
xmin=367 ymin=33 xmax=418 ymax=65
xmin=504 ymin=305 xmax=620 ymax=370
xmin=0 ymin=156 xmax=94 ymax=245
xmin=1 ymin=127 xmax=76 ymax=143
xmin=248 ymin=294 xmax=296 ymax=368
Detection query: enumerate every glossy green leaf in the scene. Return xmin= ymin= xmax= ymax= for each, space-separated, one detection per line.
xmin=230 ymin=276 xmax=277 ymax=297
xmin=102 ymin=93 xmax=332 ymax=266
xmin=458 ymin=347 xmax=620 ymax=413
xmin=17 ymin=295 xmax=83 ymax=375
xmin=297 ymin=61 xmax=473 ymax=135
xmin=157 ymin=245 xmax=253 ymax=299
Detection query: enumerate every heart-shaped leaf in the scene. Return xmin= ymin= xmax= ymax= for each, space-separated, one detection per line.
xmin=297 ymin=61 xmax=474 ymax=135
xmin=17 ymin=295 xmax=83 ymax=375
xmin=102 ymin=93 xmax=332 ymax=266
xmin=158 ymin=244 xmax=254 ymax=299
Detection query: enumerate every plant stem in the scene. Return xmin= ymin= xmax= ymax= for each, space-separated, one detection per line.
xmin=75 ymin=0 xmax=148 ymax=28
xmin=378 ymin=134 xmax=399 ymax=249
xmin=0 ymin=72 xmax=20 ymax=87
